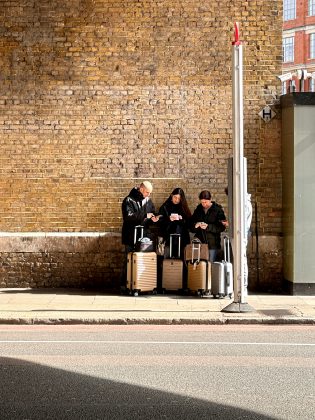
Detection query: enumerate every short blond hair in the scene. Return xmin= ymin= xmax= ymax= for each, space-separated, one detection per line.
xmin=141 ymin=181 xmax=153 ymax=193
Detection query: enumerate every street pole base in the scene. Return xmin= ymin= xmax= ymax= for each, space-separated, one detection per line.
xmin=221 ymin=302 xmax=256 ymax=313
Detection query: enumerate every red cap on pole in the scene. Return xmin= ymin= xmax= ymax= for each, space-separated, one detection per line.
xmin=232 ymin=22 xmax=241 ymax=45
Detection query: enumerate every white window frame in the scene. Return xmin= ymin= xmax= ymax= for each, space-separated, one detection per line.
xmin=309 ymin=0 xmax=315 ymax=16
xmin=283 ymin=37 xmax=294 ymax=62
xmin=282 ymin=82 xmax=287 ymax=95
xmin=310 ymin=33 xmax=315 ymax=59
xmin=283 ymin=0 xmax=296 ymax=21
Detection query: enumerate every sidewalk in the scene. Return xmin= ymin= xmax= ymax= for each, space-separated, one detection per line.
xmin=0 ymin=288 xmax=314 ymax=325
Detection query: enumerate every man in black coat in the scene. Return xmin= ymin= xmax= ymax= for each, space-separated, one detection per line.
xmin=120 ymin=181 xmax=159 ymax=288
xmin=121 ymin=181 xmax=159 ymax=249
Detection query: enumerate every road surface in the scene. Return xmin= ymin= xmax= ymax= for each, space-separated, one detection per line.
xmin=0 ymin=324 xmax=314 ymax=419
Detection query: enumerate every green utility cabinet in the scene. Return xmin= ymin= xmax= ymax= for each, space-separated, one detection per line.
xmin=281 ymin=93 xmax=315 ymax=294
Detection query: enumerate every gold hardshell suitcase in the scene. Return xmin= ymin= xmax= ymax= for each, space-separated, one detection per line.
xmin=162 ymin=259 xmax=183 ymax=291
xmin=127 ymin=252 xmax=157 ymax=296
xmin=162 ymin=234 xmax=183 ymax=292
xmin=185 ymin=240 xmax=210 ymax=296
xmin=187 ymin=261 xmax=211 ymax=295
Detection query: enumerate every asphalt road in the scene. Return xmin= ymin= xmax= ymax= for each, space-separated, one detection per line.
xmin=0 ymin=325 xmax=314 ymax=420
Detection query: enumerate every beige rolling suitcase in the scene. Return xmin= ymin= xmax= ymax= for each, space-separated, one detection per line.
xmin=187 ymin=261 xmax=211 ymax=296
xmin=162 ymin=234 xmax=183 ymax=292
xmin=185 ymin=239 xmax=211 ymax=296
xmin=127 ymin=252 xmax=157 ymax=296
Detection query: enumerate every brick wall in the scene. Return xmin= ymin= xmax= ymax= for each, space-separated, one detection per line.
xmin=0 ymin=1 xmax=283 ymax=290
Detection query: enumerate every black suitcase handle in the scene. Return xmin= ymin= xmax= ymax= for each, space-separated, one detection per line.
xmin=169 ymin=234 xmax=181 ymax=259
xmin=133 ymin=225 xmax=144 ymax=246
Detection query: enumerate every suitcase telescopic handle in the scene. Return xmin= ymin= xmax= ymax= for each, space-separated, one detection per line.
xmin=191 ymin=242 xmax=201 ymax=264
xmin=223 ymin=236 xmax=230 ymax=263
xmin=170 ymin=234 xmax=181 ymax=259
xmin=134 ymin=225 xmax=144 ymax=245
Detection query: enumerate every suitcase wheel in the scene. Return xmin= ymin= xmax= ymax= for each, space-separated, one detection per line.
xmin=133 ymin=290 xmax=139 ymax=297
xmin=120 ymin=286 xmax=127 ymax=295
xmin=229 ymin=293 xmax=233 ymax=299
xmin=152 ymin=289 xmax=158 ymax=295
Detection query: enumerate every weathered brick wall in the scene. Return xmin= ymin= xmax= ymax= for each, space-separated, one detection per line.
xmin=0 ymin=233 xmax=123 ymax=289
xmin=0 ymin=1 xmax=283 ymax=290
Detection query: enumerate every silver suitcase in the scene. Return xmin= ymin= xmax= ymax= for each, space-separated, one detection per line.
xmin=211 ymin=236 xmax=233 ymax=299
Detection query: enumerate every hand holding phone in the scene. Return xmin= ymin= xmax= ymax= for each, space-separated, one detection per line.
xmin=195 ymin=222 xmax=207 ymax=229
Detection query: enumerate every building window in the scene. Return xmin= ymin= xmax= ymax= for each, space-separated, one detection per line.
xmin=283 ymin=0 xmax=296 ymax=21
xmin=310 ymin=33 xmax=315 ymax=59
xmin=282 ymin=82 xmax=287 ymax=95
xmin=309 ymin=0 xmax=315 ymax=16
xmin=283 ymin=37 xmax=294 ymax=62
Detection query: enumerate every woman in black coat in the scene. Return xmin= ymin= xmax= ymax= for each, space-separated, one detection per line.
xmin=190 ymin=190 xmax=228 ymax=262
xmin=158 ymin=188 xmax=191 ymax=256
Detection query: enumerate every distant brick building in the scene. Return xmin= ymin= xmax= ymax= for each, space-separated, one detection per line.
xmin=283 ymin=0 xmax=315 ymax=91
xmin=0 ymin=1 xmax=283 ymax=291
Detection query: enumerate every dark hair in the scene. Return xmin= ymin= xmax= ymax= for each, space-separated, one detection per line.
xmin=168 ymin=187 xmax=192 ymax=218
xmin=199 ymin=190 xmax=211 ymax=200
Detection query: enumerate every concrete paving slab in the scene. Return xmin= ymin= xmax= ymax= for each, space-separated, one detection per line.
xmin=0 ymin=288 xmax=314 ymax=325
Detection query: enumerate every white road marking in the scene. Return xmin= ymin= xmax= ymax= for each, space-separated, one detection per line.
xmin=0 ymin=340 xmax=314 ymax=346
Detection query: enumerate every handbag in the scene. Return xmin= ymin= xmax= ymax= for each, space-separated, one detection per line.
xmin=184 ymin=238 xmax=209 ymax=263
xmin=135 ymin=237 xmax=155 ymax=252
xmin=156 ymin=237 xmax=166 ymax=256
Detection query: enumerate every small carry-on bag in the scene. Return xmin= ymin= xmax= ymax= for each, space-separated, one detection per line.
xmin=126 ymin=225 xmax=157 ymax=296
xmin=162 ymin=234 xmax=183 ymax=292
xmin=211 ymin=236 xmax=233 ymax=299
xmin=135 ymin=237 xmax=155 ymax=252
xmin=186 ymin=240 xmax=211 ymax=296
xmin=184 ymin=238 xmax=209 ymax=263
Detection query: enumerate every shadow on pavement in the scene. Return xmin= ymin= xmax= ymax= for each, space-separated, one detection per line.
xmin=0 ymin=356 xmax=275 ymax=419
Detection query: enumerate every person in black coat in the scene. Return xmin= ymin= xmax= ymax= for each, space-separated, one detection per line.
xmin=120 ymin=181 xmax=159 ymax=289
xmin=190 ymin=190 xmax=228 ymax=262
xmin=158 ymin=187 xmax=191 ymax=257
xmin=121 ymin=180 xmax=159 ymax=250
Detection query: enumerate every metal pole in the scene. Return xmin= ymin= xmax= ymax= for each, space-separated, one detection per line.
xmin=232 ymin=23 xmax=245 ymax=304
xmin=222 ymin=23 xmax=255 ymax=313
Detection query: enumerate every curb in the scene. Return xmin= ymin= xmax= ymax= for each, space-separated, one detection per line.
xmin=0 ymin=317 xmax=314 ymax=325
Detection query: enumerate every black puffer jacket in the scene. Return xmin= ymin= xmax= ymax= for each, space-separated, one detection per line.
xmin=190 ymin=202 xmax=226 ymax=249
xmin=121 ymin=187 xmax=156 ymax=246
